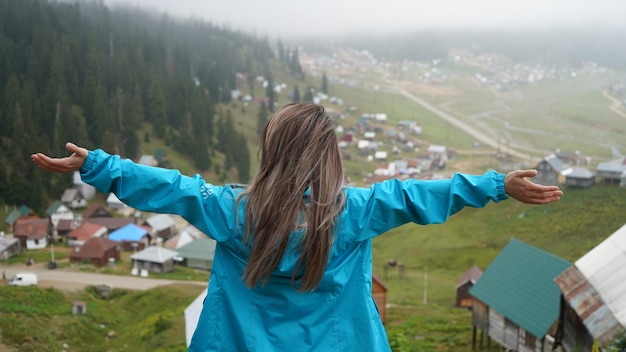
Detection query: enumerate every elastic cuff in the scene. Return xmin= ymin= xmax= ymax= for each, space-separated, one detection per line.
xmin=80 ymin=150 xmax=96 ymax=175
xmin=495 ymin=172 xmax=509 ymax=202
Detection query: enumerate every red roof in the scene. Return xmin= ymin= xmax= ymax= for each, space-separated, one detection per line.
xmin=69 ymin=237 xmax=118 ymax=260
xmin=69 ymin=222 xmax=106 ymax=242
xmin=13 ymin=218 xmax=50 ymax=239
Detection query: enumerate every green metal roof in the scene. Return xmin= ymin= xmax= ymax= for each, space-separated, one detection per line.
xmin=469 ymin=238 xmax=571 ymax=338
xmin=46 ymin=200 xmax=64 ymax=216
xmin=175 ymin=238 xmax=216 ymax=261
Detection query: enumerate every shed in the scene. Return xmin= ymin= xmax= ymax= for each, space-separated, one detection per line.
xmin=554 ymin=223 xmax=626 ymax=350
xmin=562 ymin=167 xmax=595 ymax=188
xmin=130 ymin=246 xmax=178 ymax=273
xmin=175 ymin=238 xmax=216 ymax=271
xmin=596 ymin=157 xmax=626 ymax=184
xmin=0 ymin=236 xmax=20 ymax=261
xmin=456 ymin=265 xmax=483 ymax=309
xmin=469 ymin=238 xmax=570 ymax=351
xmin=69 ymin=237 xmax=120 ymax=267
xmin=108 ymin=223 xmax=150 ymax=251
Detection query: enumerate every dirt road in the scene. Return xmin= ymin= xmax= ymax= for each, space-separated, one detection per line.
xmin=2 ymin=265 xmax=207 ymax=292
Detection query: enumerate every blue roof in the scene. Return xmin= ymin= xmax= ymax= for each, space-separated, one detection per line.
xmin=469 ymin=238 xmax=571 ymax=338
xmin=108 ymin=223 xmax=148 ymax=242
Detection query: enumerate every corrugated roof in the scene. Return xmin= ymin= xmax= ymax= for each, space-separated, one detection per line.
xmin=575 ymin=223 xmax=626 ymax=327
xmin=554 ymin=265 xmax=624 ymax=345
xmin=469 ymin=238 xmax=571 ymax=338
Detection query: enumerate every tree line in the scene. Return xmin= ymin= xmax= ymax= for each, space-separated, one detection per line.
xmin=0 ymin=0 xmax=276 ymax=214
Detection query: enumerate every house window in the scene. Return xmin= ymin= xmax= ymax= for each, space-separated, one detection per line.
xmin=34 ymin=239 xmax=39 ymax=245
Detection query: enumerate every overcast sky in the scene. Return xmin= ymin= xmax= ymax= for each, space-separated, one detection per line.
xmin=102 ymin=0 xmax=626 ymax=38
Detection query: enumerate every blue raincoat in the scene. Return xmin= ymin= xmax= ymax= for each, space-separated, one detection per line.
xmin=80 ymin=149 xmax=508 ymax=351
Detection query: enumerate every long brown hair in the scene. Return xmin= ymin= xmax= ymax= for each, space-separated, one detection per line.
xmin=239 ymin=102 xmax=345 ymax=291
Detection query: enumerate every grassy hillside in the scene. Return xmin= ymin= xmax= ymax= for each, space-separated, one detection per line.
xmin=1 ymin=185 xmax=624 ymax=351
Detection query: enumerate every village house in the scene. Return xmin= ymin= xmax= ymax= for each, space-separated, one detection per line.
xmin=60 ymin=188 xmax=87 ymax=209
xmin=469 ymin=238 xmax=570 ymax=352
xmin=69 ymin=237 xmax=120 ymax=267
xmin=562 ymin=167 xmax=595 ymax=188
xmin=130 ymin=245 xmax=178 ymax=274
xmin=108 ymin=223 xmax=150 ymax=251
xmin=144 ymin=213 xmax=176 ymax=241
xmin=67 ymin=222 xmax=107 ymax=247
xmin=174 ymin=237 xmax=217 ymax=271
xmin=46 ymin=200 xmax=74 ymax=228
xmin=4 ymin=205 xmax=36 ymax=233
xmin=83 ymin=203 xmax=113 ymax=218
xmin=533 ymin=154 xmax=568 ymax=186
xmin=13 ymin=218 xmax=52 ymax=250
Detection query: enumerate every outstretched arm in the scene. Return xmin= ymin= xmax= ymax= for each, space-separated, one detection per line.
xmin=504 ymin=169 xmax=562 ymax=204
xmin=31 ymin=142 xmax=88 ymax=173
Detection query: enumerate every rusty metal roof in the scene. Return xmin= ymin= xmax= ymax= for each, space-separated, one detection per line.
xmin=562 ymin=223 xmax=626 ymax=342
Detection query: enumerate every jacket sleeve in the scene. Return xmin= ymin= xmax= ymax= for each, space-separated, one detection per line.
xmin=342 ymin=171 xmax=508 ymax=241
xmin=79 ymin=149 xmax=236 ymax=241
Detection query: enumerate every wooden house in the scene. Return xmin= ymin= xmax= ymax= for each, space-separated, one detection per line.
xmin=69 ymin=237 xmax=120 ymax=267
xmin=13 ymin=218 xmax=52 ymax=250
xmin=469 ymin=238 xmax=570 ymax=351
xmin=456 ymin=265 xmax=483 ymax=309
xmin=554 ymin=223 xmax=626 ymax=351
xmin=372 ymin=273 xmax=388 ymax=324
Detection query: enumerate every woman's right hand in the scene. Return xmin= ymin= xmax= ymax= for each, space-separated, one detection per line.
xmin=31 ymin=142 xmax=89 ymax=173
